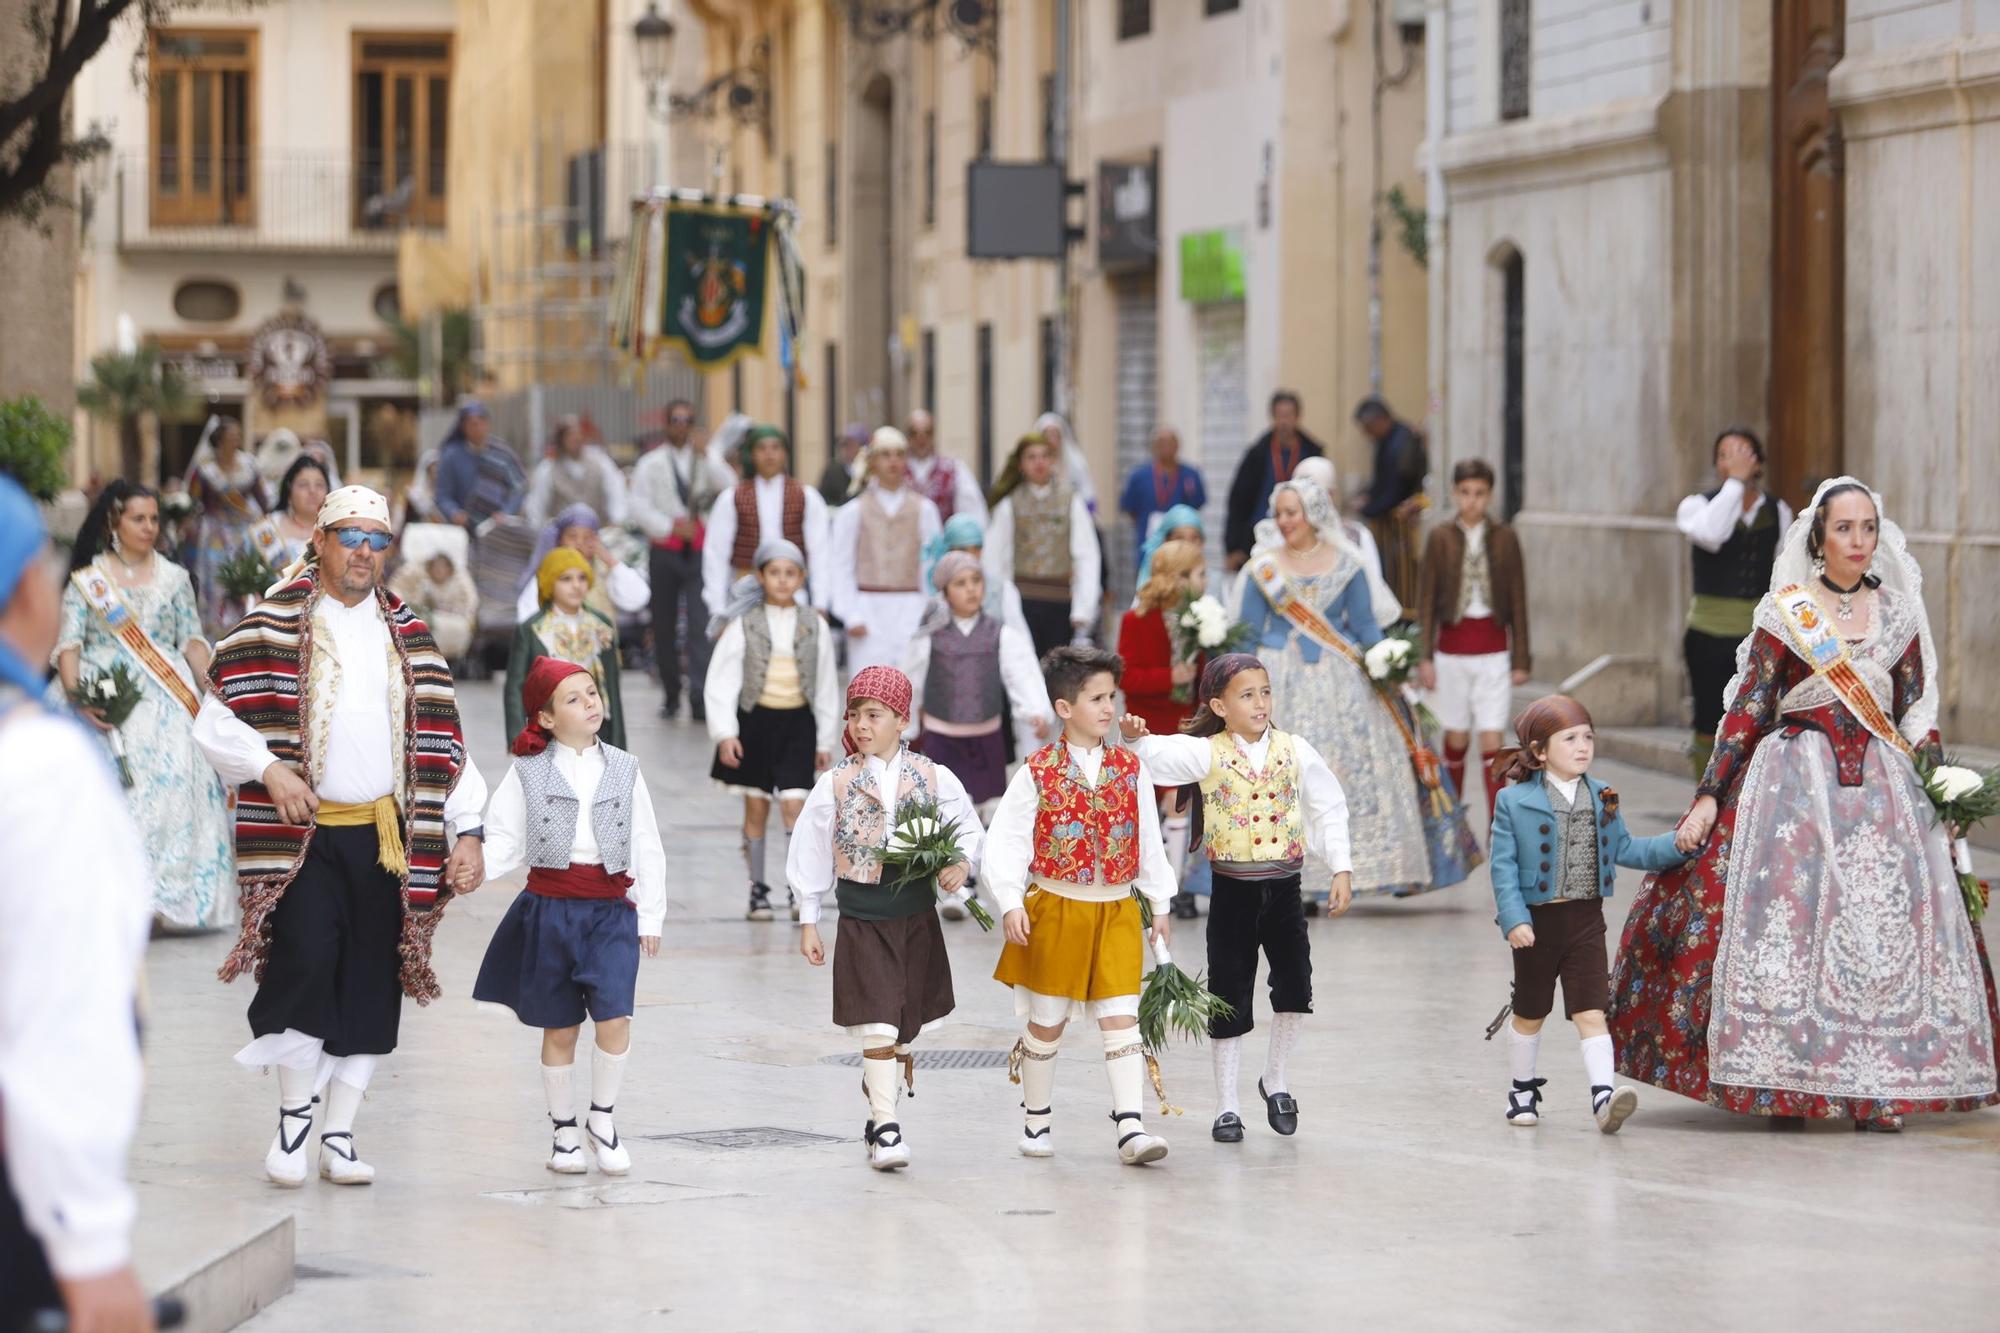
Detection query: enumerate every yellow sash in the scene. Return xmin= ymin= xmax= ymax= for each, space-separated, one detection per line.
xmin=70 ymin=566 xmax=202 ymax=718
xmin=1770 ymin=584 xmax=1917 ymax=762
xmin=315 ymin=796 xmax=409 ymax=876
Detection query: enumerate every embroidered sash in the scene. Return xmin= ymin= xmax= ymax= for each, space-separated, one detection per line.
xmin=70 ymin=566 xmax=201 ymax=718
xmin=1770 ymin=584 xmax=1917 ymax=762
xmin=1248 ymin=555 xmax=1444 ymax=798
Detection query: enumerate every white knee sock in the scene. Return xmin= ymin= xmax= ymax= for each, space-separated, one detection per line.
xmin=1019 ymin=1032 xmax=1060 ymax=1133
xmin=276 ymin=1061 xmax=316 ymax=1112
xmin=1262 ymin=1012 xmax=1303 ymax=1094
xmin=1102 ymin=1028 xmax=1145 ymax=1129
xmin=1212 ymin=1036 xmax=1243 ymax=1116
xmin=589 ymin=1044 xmax=629 ymax=1143
xmin=320 ymin=1076 xmax=364 ymax=1139
xmin=861 ymin=1048 xmax=902 ymax=1130
xmin=1162 ymin=812 xmax=1191 ymax=879
xmin=541 ymin=1062 xmax=575 ymax=1122
xmin=1508 ymin=1022 xmax=1542 ymax=1083
xmin=1580 ymin=1033 xmax=1615 ymax=1090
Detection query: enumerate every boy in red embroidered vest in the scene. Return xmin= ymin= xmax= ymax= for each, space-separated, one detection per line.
xmin=1120 ymin=653 xmax=1352 ymax=1144
xmin=1415 ymin=458 xmax=1531 ymax=826
xmin=788 ymin=666 xmax=983 ymax=1171
xmin=981 ymin=645 xmax=1177 ymax=1166
xmin=474 ymin=657 xmax=666 ymax=1175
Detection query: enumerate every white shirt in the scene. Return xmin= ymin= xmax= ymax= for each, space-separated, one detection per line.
xmin=978 ymin=741 xmax=1177 ymax=917
xmin=704 ymin=602 xmax=844 ymax=754
xmin=828 ymin=483 xmax=944 ymax=624
xmin=900 ymin=614 xmax=1053 ymax=754
xmin=702 ymin=475 xmax=833 ymax=614
xmin=192 ymin=595 xmax=488 ymax=830
xmin=1545 ymin=772 xmax=1583 ymax=807
xmin=1458 ymin=519 xmax=1493 ymax=620
xmin=525 ymin=448 xmax=630 ymax=527
xmin=630 ymin=443 xmax=735 ymax=541
xmin=786 ymin=748 xmax=984 ymax=925
xmin=1131 ymin=730 xmax=1353 ymax=875
xmin=984 ymin=489 xmax=1103 ymax=627
xmin=0 ymin=708 xmax=153 ymax=1277
xmin=480 ymin=741 xmax=668 ymax=936
xmin=513 ymin=558 xmax=652 ymax=624
xmin=1676 ymin=478 xmax=1794 ymax=554
xmin=907 ymin=452 xmax=989 ymax=528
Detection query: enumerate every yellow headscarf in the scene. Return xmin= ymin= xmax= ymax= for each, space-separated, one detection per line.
xmin=535 ymin=547 xmax=594 ymax=607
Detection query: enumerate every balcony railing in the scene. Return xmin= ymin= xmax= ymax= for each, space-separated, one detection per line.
xmin=114 ymin=151 xmax=446 ymax=254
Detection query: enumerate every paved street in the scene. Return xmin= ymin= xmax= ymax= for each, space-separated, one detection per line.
xmin=128 ymin=674 xmax=2000 ymax=1332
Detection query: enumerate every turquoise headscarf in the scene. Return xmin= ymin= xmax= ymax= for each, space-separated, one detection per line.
xmin=0 ymin=474 xmax=50 ymax=696
xmin=921 ymin=513 xmax=986 ymax=588
xmin=1137 ymin=503 xmax=1205 ymax=585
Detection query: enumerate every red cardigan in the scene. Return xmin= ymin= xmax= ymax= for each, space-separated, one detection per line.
xmin=1117 ymin=606 xmax=1191 ymax=739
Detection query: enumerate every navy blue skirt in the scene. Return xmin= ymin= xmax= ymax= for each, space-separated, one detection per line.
xmin=473 ymin=892 xmax=640 ymax=1028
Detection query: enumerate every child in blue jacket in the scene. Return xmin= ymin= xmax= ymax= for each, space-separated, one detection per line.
xmin=1489 ymin=695 xmax=1696 ymax=1133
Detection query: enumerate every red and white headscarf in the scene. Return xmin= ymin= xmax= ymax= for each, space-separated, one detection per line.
xmin=843 ymin=665 xmax=913 ymax=755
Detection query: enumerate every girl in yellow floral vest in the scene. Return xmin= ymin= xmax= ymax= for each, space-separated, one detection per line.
xmin=786 ymin=666 xmax=983 ymax=1172
xmin=1121 ymin=653 xmax=1353 ymax=1145
xmin=980 ymin=646 xmax=1178 ymax=1167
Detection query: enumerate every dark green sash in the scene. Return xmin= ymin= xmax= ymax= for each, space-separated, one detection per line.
xmin=835 ymin=875 xmax=935 ymax=922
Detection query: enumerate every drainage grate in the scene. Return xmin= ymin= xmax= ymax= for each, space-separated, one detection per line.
xmin=642 ymin=1126 xmax=845 ymax=1149
xmin=820 ymin=1048 xmax=1013 ymax=1071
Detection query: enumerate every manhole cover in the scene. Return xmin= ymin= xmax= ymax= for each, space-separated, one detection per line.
xmin=820 ymin=1049 xmax=1013 ymax=1070
xmin=642 ymin=1126 xmax=845 ymax=1149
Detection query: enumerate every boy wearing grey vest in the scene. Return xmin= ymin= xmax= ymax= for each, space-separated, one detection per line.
xmin=474 ymin=657 xmax=666 ymax=1176
xmin=705 ymin=540 xmax=843 ymax=921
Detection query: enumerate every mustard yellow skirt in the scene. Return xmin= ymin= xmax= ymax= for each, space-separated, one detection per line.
xmin=993 ymin=888 xmax=1143 ymax=1002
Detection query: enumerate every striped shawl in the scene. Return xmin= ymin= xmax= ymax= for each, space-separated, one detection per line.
xmin=209 ymin=571 xmax=468 ymax=1002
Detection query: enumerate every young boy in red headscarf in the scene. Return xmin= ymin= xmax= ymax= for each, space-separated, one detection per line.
xmin=474 ymin=656 xmax=666 ymax=1176
xmin=787 ymin=665 xmax=984 ymax=1171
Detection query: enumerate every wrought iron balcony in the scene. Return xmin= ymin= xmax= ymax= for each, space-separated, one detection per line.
xmin=113 ymin=151 xmax=446 ymax=254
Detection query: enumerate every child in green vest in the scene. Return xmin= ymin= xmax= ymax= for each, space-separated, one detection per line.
xmin=704 ymin=539 xmax=842 ymax=921
xmin=1120 ymin=652 xmax=1352 ymax=1145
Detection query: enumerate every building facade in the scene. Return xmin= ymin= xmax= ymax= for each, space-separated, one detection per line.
xmin=1072 ymin=0 xmax=1430 ymax=582
xmin=70 ymin=0 xmax=459 ymax=488
xmin=1429 ymin=0 xmax=1999 ymax=746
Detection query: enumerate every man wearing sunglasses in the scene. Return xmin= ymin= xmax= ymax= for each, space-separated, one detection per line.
xmin=194 ymin=486 xmax=489 ymax=1189
xmin=631 ymin=400 xmax=734 ymax=720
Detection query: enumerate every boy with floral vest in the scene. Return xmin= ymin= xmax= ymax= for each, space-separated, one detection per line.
xmin=980 ymin=645 xmax=1178 ymax=1166
xmin=787 ymin=666 xmax=984 ymax=1171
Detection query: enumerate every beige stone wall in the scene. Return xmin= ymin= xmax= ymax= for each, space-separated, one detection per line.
xmin=1832 ymin=31 xmax=2000 ymax=745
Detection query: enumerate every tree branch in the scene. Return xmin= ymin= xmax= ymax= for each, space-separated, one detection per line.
xmin=0 ymin=0 xmax=134 ymax=156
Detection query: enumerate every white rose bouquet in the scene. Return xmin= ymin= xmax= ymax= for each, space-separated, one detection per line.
xmin=68 ymin=662 xmax=146 ymax=787
xmin=878 ymin=798 xmax=993 ymax=930
xmin=1168 ymin=591 xmax=1252 ymax=701
xmin=1364 ymin=635 xmax=1415 ymax=685
xmin=1917 ymin=755 xmax=1999 ymax=921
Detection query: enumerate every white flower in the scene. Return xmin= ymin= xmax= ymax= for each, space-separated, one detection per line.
xmin=94 ymin=678 xmax=118 ymax=699
xmin=1929 ymin=765 xmax=1987 ymax=804
xmin=1363 ymin=637 xmax=1412 ymax=680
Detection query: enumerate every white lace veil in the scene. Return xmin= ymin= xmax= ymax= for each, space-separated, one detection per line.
xmin=1250 ymin=478 xmax=1370 ymax=572
xmin=1719 ymin=475 xmax=1939 ymax=743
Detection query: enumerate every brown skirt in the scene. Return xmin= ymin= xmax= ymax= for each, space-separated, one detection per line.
xmin=832 ymin=910 xmax=956 ymax=1041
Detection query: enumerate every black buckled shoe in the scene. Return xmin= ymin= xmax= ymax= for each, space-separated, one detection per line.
xmin=1211 ymin=1111 xmax=1245 ymax=1143
xmin=1258 ymin=1079 xmax=1299 ymax=1136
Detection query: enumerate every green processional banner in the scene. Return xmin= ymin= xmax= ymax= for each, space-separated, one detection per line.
xmin=660 ymin=202 xmax=771 ymax=369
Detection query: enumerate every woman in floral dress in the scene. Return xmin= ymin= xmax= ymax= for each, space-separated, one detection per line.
xmin=1610 ymin=478 xmax=1998 ymax=1130
xmin=54 ymin=482 xmax=236 ymax=931
xmin=1235 ymin=479 xmax=1431 ymax=898
xmin=182 ymin=414 xmax=267 ymax=637
xmin=240 ymin=454 xmax=330 ymax=597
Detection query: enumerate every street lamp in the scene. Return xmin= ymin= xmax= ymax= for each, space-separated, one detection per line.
xmin=632 ymin=2 xmax=770 ymax=136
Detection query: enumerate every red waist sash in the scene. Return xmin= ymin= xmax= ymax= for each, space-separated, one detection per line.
xmin=526 ymin=862 xmax=635 ymax=904
xmin=1437 ymin=615 xmax=1508 ymax=656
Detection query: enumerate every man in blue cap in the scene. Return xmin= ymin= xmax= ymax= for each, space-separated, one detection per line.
xmin=0 ymin=474 xmax=158 ymax=1332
